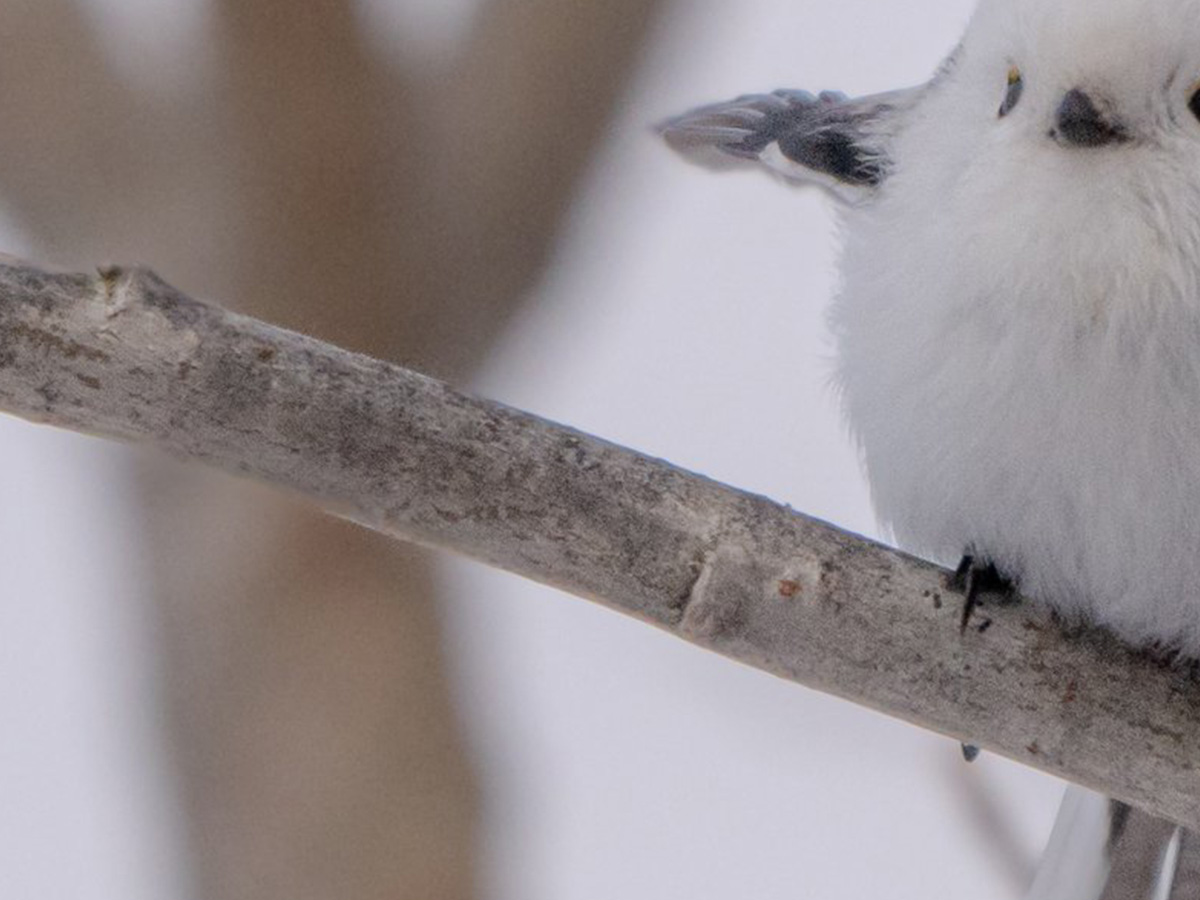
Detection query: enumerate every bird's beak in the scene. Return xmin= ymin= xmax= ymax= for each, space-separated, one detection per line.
xmin=1052 ymin=88 xmax=1128 ymax=148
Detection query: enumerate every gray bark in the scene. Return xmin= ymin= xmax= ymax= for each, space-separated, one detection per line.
xmin=3 ymin=260 xmax=1199 ymax=830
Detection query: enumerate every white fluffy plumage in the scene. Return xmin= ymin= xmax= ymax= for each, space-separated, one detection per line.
xmin=836 ymin=0 xmax=1200 ymax=654
xmin=666 ymin=0 xmax=1200 ymax=656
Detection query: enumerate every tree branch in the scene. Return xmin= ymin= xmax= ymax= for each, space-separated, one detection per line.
xmin=2 ymin=260 xmax=1197 ymax=828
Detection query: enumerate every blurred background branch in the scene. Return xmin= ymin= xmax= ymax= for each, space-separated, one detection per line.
xmin=0 ymin=1 xmax=663 ymax=897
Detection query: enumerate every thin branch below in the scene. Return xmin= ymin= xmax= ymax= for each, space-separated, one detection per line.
xmin=1 ymin=260 xmax=1197 ymax=827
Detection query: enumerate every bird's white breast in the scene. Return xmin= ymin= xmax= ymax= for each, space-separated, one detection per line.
xmin=830 ymin=127 xmax=1200 ymax=652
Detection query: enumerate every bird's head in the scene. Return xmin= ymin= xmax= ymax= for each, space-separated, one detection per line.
xmin=879 ymin=0 xmax=1200 ymax=322
xmin=964 ymin=0 xmax=1200 ymax=150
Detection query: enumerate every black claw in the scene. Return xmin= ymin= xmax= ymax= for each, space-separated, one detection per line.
xmin=947 ymin=554 xmax=1015 ymax=633
xmin=950 ymin=554 xmax=973 ymax=589
xmin=961 ymin=743 xmax=981 ymax=763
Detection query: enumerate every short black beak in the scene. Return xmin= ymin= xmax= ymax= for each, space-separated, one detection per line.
xmin=1053 ymin=88 xmax=1127 ymax=147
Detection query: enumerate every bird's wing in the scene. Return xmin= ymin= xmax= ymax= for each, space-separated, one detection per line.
xmin=659 ymin=86 xmax=923 ymax=204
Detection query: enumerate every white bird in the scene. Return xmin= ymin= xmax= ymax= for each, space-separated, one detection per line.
xmin=663 ymin=0 xmax=1200 ymax=896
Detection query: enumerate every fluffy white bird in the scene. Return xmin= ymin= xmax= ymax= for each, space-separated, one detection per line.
xmin=667 ymin=0 xmax=1200 ymax=656
xmin=663 ymin=0 xmax=1200 ymax=896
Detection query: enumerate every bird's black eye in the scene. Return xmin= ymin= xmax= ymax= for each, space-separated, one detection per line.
xmin=1190 ymin=83 xmax=1200 ymax=122
xmin=999 ymin=66 xmax=1023 ymax=117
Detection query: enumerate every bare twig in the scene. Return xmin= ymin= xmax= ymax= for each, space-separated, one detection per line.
xmin=3 ymin=260 xmax=1200 ymax=829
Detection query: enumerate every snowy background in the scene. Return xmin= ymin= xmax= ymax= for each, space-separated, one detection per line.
xmin=1 ymin=0 xmax=1065 ymax=897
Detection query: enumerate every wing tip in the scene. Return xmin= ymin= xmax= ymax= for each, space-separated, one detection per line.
xmin=657 ymin=91 xmax=814 ymax=167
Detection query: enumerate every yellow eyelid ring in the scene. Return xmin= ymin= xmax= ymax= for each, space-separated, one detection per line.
xmin=999 ymin=65 xmax=1024 ymax=117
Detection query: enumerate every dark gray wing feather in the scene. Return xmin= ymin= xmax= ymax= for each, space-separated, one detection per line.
xmin=660 ymin=86 xmax=923 ymax=202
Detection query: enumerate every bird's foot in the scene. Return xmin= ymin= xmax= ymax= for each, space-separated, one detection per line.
xmin=947 ymin=554 xmax=1016 ymax=633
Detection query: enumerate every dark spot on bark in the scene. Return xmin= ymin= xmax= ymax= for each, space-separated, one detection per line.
xmin=205 ymin=346 xmax=272 ymax=422
xmin=778 ymin=580 xmax=801 ymax=598
xmin=330 ymin=397 xmax=395 ymax=473
xmin=257 ymin=347 xmax=276 ymax=362
xmin=1027 ymin=740 xmax=1041 ymax=755
xmin=1063 ymin=679 xmax=1078 ymax=704
xmin=75 ymin=373 xmax=101 ymax=390
xmin=1129 ymin=717 xmax=1185 ymax=744
xmin=5 ymin=321 xmax=109 ymax=362
xmin=7 ymin=267 xmax=81 ymax=314
xmin=431 ymin=504 xmax=466 ymax=524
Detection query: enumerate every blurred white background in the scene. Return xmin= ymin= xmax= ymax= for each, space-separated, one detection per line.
xmin=0 ymin=0 xmax=1065 ymax=898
